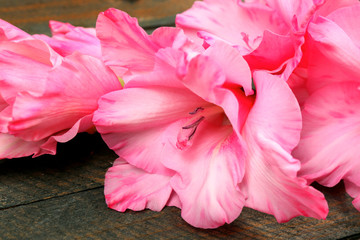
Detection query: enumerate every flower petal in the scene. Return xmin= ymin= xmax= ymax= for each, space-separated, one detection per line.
xmin=96 ymin=8 xmax=159 ymax=77
xmin=181 ymin=44 xmax=254 ymax=136
xmin=34 ymin=20 xmax=101 ymax=58
xmin=263 ymin=0 xmax=321 ymax=31
xmin=9 ymin=53 xmax=121 ymax=141
xmin=0 ymin=105 xmax=13 ymax=133
xmin=202 ymin=41 xmax=253 ymax=95
xmin=164 ymin=123 xmax=246 ymax=228
xmin=97 ymin=8 xmax=198 ymax=82
xmin=105 ymin=158 xmax=173 ymax=212
xmin=126 ymin=47 xmax=186 ymax=89
xmin=240 ymin=71 xmax=327 ymax=222
xmin=307 ymin=16 xmax=360 ymax=92
xmin=287 ymin=67 xmax=310 ymax=108
xmin=0 ymin=19 xmax=30 ymax=40
xmin=0 ymin=38 xmax=62 ymax=99
xmin=240 ymin=132 xmax=328 ymax=222
xmin=39 ymin=114 xmax=94 ymax=153
xmin=94 ymin=87 xmax=205 ymax=132
xmin=294 ymin=83 xmax=360 ymax=197
xmin=176 ymin=0 xmax=284 ymax=48
xmin=94 ymin=87 xmax=206 ymax=175
xmin=251 ymin=71 xmax=302 ymax=151
xmin=326 ymin=5 xmax=360 ymax=48
xmin=316 ymin=0 xmax=359 ymax=17
xmin=294 ymin=82 xmax=360 ymax=211
xmin=345 ymin=180 xmax=360 ymax=211
xmin=0 ymin=133 xmax=47 ymax=159
xmin=244 ymin=30 xmax=303 ymax=80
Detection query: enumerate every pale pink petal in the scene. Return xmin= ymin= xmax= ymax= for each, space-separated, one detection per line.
xmin=51 ymin=115 xmax=95 ymax=143
xmin=49 ymin=20 xmax=96 ymax=36
xmin=37 ymin=115 xmax=95 ymax=157
xmin=0 ymin=43 xmax=52 ymax=99
xmin=34 ymin=20 xmax=101 ymax=58
xmin=0 ymin=37 xmax=63 ymax=100
xmin=240 ymin=132 xmax=328 ymax=222
xmin=294 ymin=82 xmax=360 ymax=201
xmin=0 ymin=94 xmax=8 ymax=112
xmin=326 ymin=5 xmax=360 ymax=48
xmin=199 ymin=30 xmax=302 ymax=80
xmin=126 ymin=48 xmax=186 ymax=89
xmin=181 ymin=44 xmax=254 ymax=136
xmin=287 ymin=67 xmax=309 ymax=108
xmin=0 ymin=19 xmax=30 ymax=40
xmin=0 ymin=133 xmax=47 ymax=159
xmin=8 ymin=53 xmax=121 ymax=141
xmin=240 ymin=71 xmax=327 ymax=221
xmin=163 ymin=122 xmax=246 ymax=228
xmin=105 ymin=158 xmax=173 ymax=212
xmin=244 ymin=30 xmax=303 ymax=79
xmin=166 ymin=191 xmax=182 ymax=208
xmin=355 ymin=198 xmax=360 ymax=211
xmin=316 ymin=0 xmax=359 ymax=17
xmin=0 ymin=38 xmax=61 ymax=67
xmin=0 ymin=98 xmax=10 ymax=132
xmin=306 ymin=16 xmax=360 ymax=92
xmin=94 ymin=87 xmax=207 ymax=175
xmin=96 ymin=9 xmax=199 ymax=81
xmin=94 ymin=87 xmax=206 ymax=132
xmin=250 ymin=71 xmax=302 ymax=152
xmin=96 ymin=8 xmax=159 ymax=77
xmin=176 ymin=0 xmax=306 ymax=78
xmin=151 ymin=27 xmax=204 ymax=56
xmin=176 ymin=0 xmax=285 ymax=48
xmin=344 ymin=180 xmax=360 ymax=211
xmin=0 ymin=105 xmax=12 ymax=132
xmin=150 ymin=27 xmax=187 ymax=49
xmin=202 ymin=41 xmax=253 ymax=95
xmin=263 ymin=0 xmax=322 ymax=32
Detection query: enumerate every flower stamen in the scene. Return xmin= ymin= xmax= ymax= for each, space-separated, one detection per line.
xmin=182 ymin=116 xmax=205 ymax=140
xmin=176 ymin=105 xmax=223 ymax=150
xmin=189 ymin=107 xmax=204 ymax=115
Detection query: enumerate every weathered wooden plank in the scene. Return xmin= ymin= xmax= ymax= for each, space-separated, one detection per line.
xmin=1 ymin=183 xmax=359 ymax=239
xmin=0 ymin=133 xmax=116 ymax=209
xmin=0 ymin=0 xmax=196 ymax=34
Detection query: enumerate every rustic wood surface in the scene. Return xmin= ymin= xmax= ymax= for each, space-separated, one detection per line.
xmin=1 ymin=0 xmax=360 ymax=239
xmin=0 ymin=0 xmax=196 ymax=34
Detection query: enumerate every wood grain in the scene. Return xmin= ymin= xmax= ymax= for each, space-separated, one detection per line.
xmin=0 ymin=0 xmax=196 ymax=34
xmin=1 ymin=135 xmax=359 ymax=239
xmin=0 ymin=133 xmax=116 ymax=209
xmin=1 ymin=182 xmax=360 ymax=239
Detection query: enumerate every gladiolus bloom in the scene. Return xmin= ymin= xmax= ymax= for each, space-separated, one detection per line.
xmin=293 ymin=4 xmax=360 ymax=212
xmin=176 ymin=0 xmax=359 ymax=81
xmin=34 ymin=20 xmax=101 ymax=58
xmin=94 ymin=9 xmax=328 ymax=229
xmin=0 ymin=20 xmax=121 ymax=159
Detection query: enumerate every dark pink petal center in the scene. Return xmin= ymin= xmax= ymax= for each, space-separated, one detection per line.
xmin=176 ymin=105 xmax=225 ymax=150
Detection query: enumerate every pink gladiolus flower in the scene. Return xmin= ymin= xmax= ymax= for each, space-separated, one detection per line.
xmin=94 ymin=9 xmax=328 ymax=228
xmin=0 ymin=19 xmax=31 ymax=41
xmin=34 ymin=20 xmax=101 ymax=58
xmin=95 ymin=8 xmax=203 ymax=84
xmin=0 ymin=20 xmax=122 ymax=159
xmin=293 ymin=4 xmax=360 ymax=212
xmin=0 ymin=20 xmax=61 ymax=158
xmin=176 ymin=0 xmax=359 ymax=81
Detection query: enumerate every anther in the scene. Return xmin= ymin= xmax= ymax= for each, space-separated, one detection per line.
xmin=189 ymin=107 xmax=204 ymax=115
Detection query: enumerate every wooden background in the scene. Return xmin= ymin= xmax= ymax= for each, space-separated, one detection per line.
xmin=1 ymin=0 xmax=360 ymax=239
